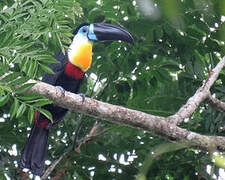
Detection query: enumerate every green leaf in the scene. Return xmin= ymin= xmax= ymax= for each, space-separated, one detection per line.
xmin=37 ymin=108 xmax=53 ymax=122
xmin=14 ymin=83 xmax=35 ymax=94
xmin=0 ymin=14 xmax=8 ymax=23
xmin=0 ymin=174 xmax=7 ymax=180
xmin=27 ymin=61 xmax=37 ymax=78
xmin=10 ymin=12 xmax=28 ymax=20
xmin=32 ymin=99 xmax=52 ymax=107
xmin=0 ymin=87 xmax=5 ymax=95
xmin=1 ymin=31 xmax=13 ymax=47
xmin=0 ymin=86 xmax=12 ymax=93
xmin=38 ymin=55 xmax=59 ymax=63
xmin=17 ymin=93 xmax=44 ymax=101
xmin=39 ymin=64 xmax=55 ymax=74
xmin=22 ymin=0 xmax=35 ymax=6
xmin=56 ymin=33 xmax=65 ymax=54
xmin=194 ymin=61 xmax=204 ymax=80
xmin=0 ymin=95 xmax=9 ymax=107
xmin=16 ymin=103 xmax=26 ymax=118
xmin=8 ymin=76 xmax=29 ymax=88
xmin=212 ymin=152 xmax=225 ymax=169
xmin=0 ymin=72 xmax=21 ymax=83
xmin=28 ymin=107 xmax=35 ymax=125
xmin=10 ymin=98 xmax=19 ymax=120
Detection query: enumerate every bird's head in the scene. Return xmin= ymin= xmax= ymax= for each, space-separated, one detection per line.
xmin=68 ymin=23 xmax=133 ymax=72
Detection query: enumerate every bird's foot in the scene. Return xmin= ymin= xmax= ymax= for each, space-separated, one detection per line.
xmin=45 ymin=119 xmax=62 ymax=130
xmin=56 ymin=86 xmax=65 ymax=97
xmin=77 ymin=93 xmax=85 ymax=103
xmin=45 ymin=123 xmax=53 ymax=130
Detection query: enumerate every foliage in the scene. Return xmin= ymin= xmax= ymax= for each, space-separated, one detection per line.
xmin=0 ymin=0 xmax=225 ymax=179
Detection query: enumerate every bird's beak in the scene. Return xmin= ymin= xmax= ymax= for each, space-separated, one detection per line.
xmin=88 ymin=23 xmax=134 ymax=44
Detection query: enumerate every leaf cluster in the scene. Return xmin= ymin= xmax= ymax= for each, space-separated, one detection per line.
xmin=0 ymin=0 xmax=83 ymax=123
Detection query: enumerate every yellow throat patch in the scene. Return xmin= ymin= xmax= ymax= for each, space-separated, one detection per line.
xmin=71 ymin=43 xmax=93 ymax=72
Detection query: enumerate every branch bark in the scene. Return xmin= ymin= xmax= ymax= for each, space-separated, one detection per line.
xmin=41 ymin=152 xmax=67 ymax=180
xmin=207 ymin=94 xmax=225 ymax=113
xmin=168 ymin=57 xmax=225 ymax=125
xmin=22 ymin=57 xmax=225 ymax=151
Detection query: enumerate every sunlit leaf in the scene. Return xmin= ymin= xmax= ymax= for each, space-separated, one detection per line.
xmin=10 ymin=98 xmax=19 ymax=120
xmin=16 ymin=103 xmax=26 ymax=118
xmin=28 ymin=107 xmax=35 ymax=125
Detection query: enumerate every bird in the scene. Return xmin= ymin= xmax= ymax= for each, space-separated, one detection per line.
xmin=20 ymin=23 xmax=133 ymax=175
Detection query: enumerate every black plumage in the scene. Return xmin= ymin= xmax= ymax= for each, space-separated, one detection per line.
xmin=21 ymin=50 xmax=84 ymax=175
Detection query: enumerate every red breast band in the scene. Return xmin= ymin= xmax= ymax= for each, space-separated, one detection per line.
xmin=64 ymin=61 xmax=85 ymax=79
xmin=35 ymin=111 xmax=50 ymax=128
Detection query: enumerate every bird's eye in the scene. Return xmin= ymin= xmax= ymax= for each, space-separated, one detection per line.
xmin=82 ymin=28 xmax=87 ymax=33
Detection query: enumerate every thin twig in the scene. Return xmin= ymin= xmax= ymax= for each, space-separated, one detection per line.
xmin=72 ymin=114 xmax=85 ymax=150
xmin=76 ymin=121 xmax=99 ymax=153
xmin=207 ymin=94 xmax=225 ymax=113
xmin=41 ymin=152 xmax=67 ymax=180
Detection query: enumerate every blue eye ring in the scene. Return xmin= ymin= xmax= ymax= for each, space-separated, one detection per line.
xmin=79 ymin=26 xmax=88 ymax=34
xmin=82 ymin=28 xmax=87 ymax=33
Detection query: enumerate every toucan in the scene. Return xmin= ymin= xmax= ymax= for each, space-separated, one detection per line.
xmin=20 ymin=23 xmax=133 ymax=175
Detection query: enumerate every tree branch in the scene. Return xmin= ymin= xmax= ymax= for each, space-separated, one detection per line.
xmin=41 ymin=152 xmax=67 ymax=180
xmin=207 ymin=94 xmax=225 ymax=113
xmin=23 ymin=57 xmax=225 ymax=151
xmin=168 ymin=56 xmax=225 ymax=125
xmin=75 ymin=121 xmax=100 ymax=153
xmin=41 ymin=121 xmax=101 ymax=179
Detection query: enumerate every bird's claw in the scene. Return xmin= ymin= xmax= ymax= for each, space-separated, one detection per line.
xmin=45 ymin=123 xmax=53 ymax=130
xmin=56 ymin=86 xmax=65 ymax=97
xmin=45 ymin=119 xmax=62 ymax=130
xmin=78 ymin=93 xmax=85 ymax=103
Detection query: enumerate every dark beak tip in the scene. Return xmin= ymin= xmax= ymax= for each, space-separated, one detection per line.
xmin=93 ymin=23 xmax=134 ymax=44
xmin=129 ymin=36 xmax=134 ymax=45
xmin=127 ymin=36 xmax=134 ymax=45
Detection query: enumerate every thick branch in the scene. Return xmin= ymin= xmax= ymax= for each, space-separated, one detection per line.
xmin=2 ymin=57 xmax=224 ymax=154
xmin=169 ymin=57 xmax=225 ymax=125
xmin=25 ymin=79 xmax=225 ymax=150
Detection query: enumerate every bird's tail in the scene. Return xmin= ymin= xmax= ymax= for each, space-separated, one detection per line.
xmin=20 ymin=124 xmax=49 ymax=175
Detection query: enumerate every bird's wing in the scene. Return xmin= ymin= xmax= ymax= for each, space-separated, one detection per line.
xmin=41 ymin=51 xmax=68 ymax=85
